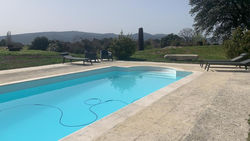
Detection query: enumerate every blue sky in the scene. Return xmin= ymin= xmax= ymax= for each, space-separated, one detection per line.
xmin=0 ymin=0 xmax=194 ymax=36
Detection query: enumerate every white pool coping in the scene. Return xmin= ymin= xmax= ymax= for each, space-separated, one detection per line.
xmin=0 ymin=65 xmax=115 ymax=86
xmin=0 ymin=64 xmax=203 ymax=141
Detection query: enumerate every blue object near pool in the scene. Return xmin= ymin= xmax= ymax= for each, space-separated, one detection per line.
xmin=0 ymin=66 xmax=191 ymax=141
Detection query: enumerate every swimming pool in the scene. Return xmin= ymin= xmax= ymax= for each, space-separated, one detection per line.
xmin=0 ymin=66 xmax=191 ymax=141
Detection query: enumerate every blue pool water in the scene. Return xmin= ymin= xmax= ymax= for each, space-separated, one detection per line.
xmin=0 ymin=66 xmax=191 ymax=141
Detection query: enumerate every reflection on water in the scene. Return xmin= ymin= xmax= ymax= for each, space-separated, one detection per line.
xmin=108 ymin=72 xmax=143 ymax=93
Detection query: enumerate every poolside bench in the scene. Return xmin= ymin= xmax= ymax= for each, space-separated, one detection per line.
xmin=205 ymin=59 xmax=250 ymax=71
xmin=60 ymin=52 xmax=92 ymax=65
xmin=164 ymin=54 xmax=199 ymax=61
xmin=200 ymin=53 xmax=248 ymax=68
xmin=100 ymin=50 xmax=113 ymax=61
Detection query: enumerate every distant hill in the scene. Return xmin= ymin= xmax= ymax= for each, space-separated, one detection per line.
xmin=0 ymin=31 xmax=167 ymax=44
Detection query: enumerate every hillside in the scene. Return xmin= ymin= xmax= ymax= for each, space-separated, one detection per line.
xmin=0 ymin=31 xmax=167 ymax=44
xmin=129 ymin=45 xmax=226 ymax=62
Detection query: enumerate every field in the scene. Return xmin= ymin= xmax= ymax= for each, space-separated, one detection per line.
xmin=0 ymin=47 xmax=62 ymax=70
xmin=129 ymin=45 xmax=227 ymax=62
xmin=0 ymin=45 xmax=227 ymax=70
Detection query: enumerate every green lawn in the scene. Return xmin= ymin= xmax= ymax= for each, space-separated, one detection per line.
xmin=0 ymin=47 xmax=63 ymax=70
xmin=0 ymin=45 xmax=227 ymax=70
xmin=129 ymin=45 xmax=227 ymax=63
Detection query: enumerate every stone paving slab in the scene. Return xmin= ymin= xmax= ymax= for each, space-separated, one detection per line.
xmin=95 ymin=69 xmax=250 ymax=141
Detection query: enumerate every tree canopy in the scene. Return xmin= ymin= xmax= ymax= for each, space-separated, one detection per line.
xmin=224 ymin=27 xmax=250 ymax=58
xmin=190 ymin=0 xmax=250 ymax=39
xmin=111 ymin=32 xmax=136 ymax=60
xmin=178 ymin=28 xmax=195 ymax=43
xmin=30 ymin=37 xmax=49 ymax=50
xmin=0 ymin=39 xmax=6 ymax=46
xmin=161 ymin=34 xmax=182 ymax=47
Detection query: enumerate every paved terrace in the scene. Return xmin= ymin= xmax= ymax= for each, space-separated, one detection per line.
xmin=0 ymin=61 xmax=249 ymax=141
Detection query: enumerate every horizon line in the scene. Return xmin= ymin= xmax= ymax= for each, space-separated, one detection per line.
xmin=0 ymin=30 xmax=171 ymax=37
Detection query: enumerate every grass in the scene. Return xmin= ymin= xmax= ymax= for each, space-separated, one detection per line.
xmin=129 ymin=45 xmax=227 ymax=63
xmin=0 ymin=45 xmax=227 ymax=70
xmin=0 ymin=47 xmax=63 ymax=70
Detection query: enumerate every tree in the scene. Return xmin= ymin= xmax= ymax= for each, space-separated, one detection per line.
xmin=0 ymin=39 xmax=6 ymax=46
xmin=68 ymin=41 xmax=85 ymax=54
xmin=110 ymin=32 xmax=136 ymax=60
xmin=190 ymin=0 xmax=250 ymax=39
xmin=101 ymin=38 xmax=113 ymax=49
xmin=224 ymin=27 xmax=250 ymax=58
xmin=151 ymin=39 xmax=161 ymax=48
xmin=144 ymin=39 xmax=161 ymax=49
xmin=5 ymin=31 xmax=23 ymax=51
xmin=161 ymin=34 xmax=182 ymax=47
xmin=178 ymin=28 xmax=195 ymax=44
xmin=81 ymin=39 xmax=95 ymax=53
xmin=11 ymin=42 xmax=24 ymax=51
xmin=91 ymin=38 xmax=102 ymax=52
xmin=192 ymin=33 xmax=207 ymax=46
xmin=30 ymin=37 xmax=49 ymax=50
xmin=48 ymin=40 xmax=70 ymax=52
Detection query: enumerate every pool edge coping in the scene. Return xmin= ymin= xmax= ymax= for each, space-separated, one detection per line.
xmin=58 ymin=66 xmax=203 ymax=141
xmin=0 ymin=65 xmax=116 ymax=87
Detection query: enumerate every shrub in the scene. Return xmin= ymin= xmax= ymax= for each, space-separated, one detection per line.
xmin=68 ymin=42 xmax=85 ymax=54
xmin=192 ymin=33 xmax=207 ymax=46
xmin=110 ymin=32 xmax=136 ymax=60
xmin=241 ymin=30 xmax=250 ymax=57
xmin=0 ymin=39 xmax=6 ymax=46
xmin=48 ymin=40 xmax=70 ymax=52
xmin=161 ymin=34 xmax=182 ymax=47
xmin=144 ymin=39 xmax=161 ymax=49
xmin=30 ymin=37 xmax=49 ymax=50
xmin=8 ymin=42 xmax=24 ymax=51
xmin=224 ymin=28 xmax=250 ymax=58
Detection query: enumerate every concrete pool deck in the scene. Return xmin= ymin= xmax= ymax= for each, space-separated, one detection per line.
xmin=0 ymin=61 xmax=249 ymax=141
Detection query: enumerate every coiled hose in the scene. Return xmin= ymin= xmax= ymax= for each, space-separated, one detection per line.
xmin=0 ymin=98 xmax=129 ymax=127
